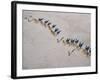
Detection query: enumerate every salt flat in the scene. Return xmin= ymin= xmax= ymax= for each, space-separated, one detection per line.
xmin=22 ymin=10 xmax=91 ymax=69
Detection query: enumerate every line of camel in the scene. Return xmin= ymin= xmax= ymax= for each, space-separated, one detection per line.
xmin=24 ymin=16 xmax=91 ymax=57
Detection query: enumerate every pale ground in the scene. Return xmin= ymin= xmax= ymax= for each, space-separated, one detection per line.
xmin=22 ymin=10 xmax=91 ymax=69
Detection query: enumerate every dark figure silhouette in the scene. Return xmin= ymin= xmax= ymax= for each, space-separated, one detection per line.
xmin=88 ymin=48 xmax=91 ymax=56
xmin=52 ymin=25 xmax=56 ymax=28
xmin=47 ymin=22 xmax=51 ymax=26
xmin=44 ymin=20 xmax=49 ymax=24
xmin=79 ymin=42 xmax=84 ymax=48
xmin=38 ymin=18 xmax=43 ymax=21
xmin=75 ymin=39 xmax=79 ymax=44
xmin=56 ymin=31 xmax=61 ymax=35
xmin=54 ymin=28 xmax=59 ymax=32
xmin=85 ymin=46 xmax=90 ymax=51
xmin=71 ymin=39 xmax=74 ymax=44
xmin=84 ymin=46 xmax=91 ymax=56
xmin=89 ymin=48 xmax=91 ymax=53
xmin=66 ymin=38 xmax=70 ymax=44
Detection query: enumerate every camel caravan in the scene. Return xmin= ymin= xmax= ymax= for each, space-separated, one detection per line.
xmin=25 ymin=16 xmax=91 ymax=57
